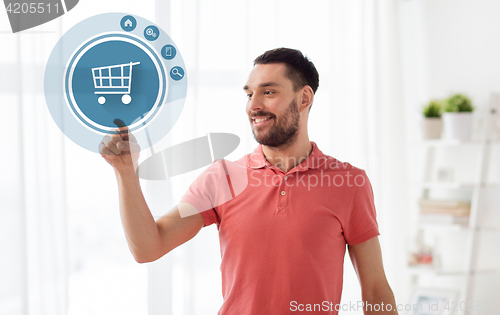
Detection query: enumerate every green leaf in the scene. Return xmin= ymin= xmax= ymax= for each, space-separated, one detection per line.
xmin=443 ymin=94 xmax=474 ymax=112
xmin=423 ymin=100 xmax=443 ymax=118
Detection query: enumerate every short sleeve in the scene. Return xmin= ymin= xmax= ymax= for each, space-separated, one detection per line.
xmin=179 ymin=160 xmax=233 ymax=227
xmin=343 ymin=170 xmax=380 ymax=245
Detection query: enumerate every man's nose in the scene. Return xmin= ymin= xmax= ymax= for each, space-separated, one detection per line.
xmin=248 ymin=94 xmax=263 ymax=112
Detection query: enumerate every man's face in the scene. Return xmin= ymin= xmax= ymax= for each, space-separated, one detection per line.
xmin=244 ymin=63 xmax=300 ymax=148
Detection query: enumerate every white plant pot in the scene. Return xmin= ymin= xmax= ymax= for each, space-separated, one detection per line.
xmin=442 ymin=112 xmax=473 ymax=141
xmin=421 ymin=118 xmax=443 ymax=139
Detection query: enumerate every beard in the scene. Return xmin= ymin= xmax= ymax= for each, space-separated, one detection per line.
xmin=250 ymin=98 xmax=300 ymax=148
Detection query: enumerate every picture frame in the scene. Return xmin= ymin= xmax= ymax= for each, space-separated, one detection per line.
xmin=406 ymin=287 xmax=459 ymax=315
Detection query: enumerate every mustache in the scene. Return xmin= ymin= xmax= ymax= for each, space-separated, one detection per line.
xmin=250 ymin=111 xmax=276 ymax=119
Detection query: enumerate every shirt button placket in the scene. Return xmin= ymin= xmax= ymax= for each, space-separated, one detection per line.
xmin=276 ymin=174 xmax=289 ymax=215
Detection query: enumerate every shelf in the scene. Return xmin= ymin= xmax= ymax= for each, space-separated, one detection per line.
xmin=417 ymin=223 xmax=497 ymax=233
xmin=407 ymin=266 xmax=466 ymax=276
xmin=418 ymin=223 xmax=469 ymax=231
xmin=419 ymin=182 xmax=476 ymax=189
xmin=407 ymin=266 xmax=497 ymax=276
xmin=410 ymin=100 xmax=500 ymax=307
xmin=422 ymin=139 xmax=482 ymax=147
xmin=417 ymin=182 xmax=500 ymax=189
xmin=413 ymin=139 xmax=500 ymax=147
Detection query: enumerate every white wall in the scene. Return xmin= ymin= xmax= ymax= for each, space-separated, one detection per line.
xmin=399 ymin=0 xmax=500 ymax=312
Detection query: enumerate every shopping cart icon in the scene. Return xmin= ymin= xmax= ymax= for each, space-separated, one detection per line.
xmin=91 ymin=61 xmax=141 ymax=105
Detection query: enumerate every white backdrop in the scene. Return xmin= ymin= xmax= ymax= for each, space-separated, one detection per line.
xmin=0 ymin=1 xmax=410 ymax=314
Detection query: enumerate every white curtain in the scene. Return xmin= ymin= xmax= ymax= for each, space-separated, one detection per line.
xmin=0 ymin=21 xmax=68 ymax=315
xmin=148 ymin=0 xmax=410 ymax=314
xmin=1 ymin=2 xmax=155 ymax=314
xmin=0 ymin=1 xmax=410 ymax=314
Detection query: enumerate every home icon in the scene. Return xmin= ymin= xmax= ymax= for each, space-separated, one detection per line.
xmin=120 ymin=15 xmax=137 ymax=32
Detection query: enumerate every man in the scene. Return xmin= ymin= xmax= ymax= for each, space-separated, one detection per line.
xmin=99 ymin=48 xmax=398 ymax=314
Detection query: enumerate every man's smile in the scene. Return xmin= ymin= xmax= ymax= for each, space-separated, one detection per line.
xmin=252 ymin=116 xmax=274 ymax=127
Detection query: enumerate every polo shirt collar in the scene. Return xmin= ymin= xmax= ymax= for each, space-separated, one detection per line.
xmin=248 ymin=141 xmax=328 ymax=171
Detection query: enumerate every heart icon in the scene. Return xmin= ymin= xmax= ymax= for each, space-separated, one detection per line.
xmin=4 ymin=0 xmax=79 ymax=33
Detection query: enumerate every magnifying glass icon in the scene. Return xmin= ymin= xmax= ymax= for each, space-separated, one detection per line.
xmin=172 ymin=68 xmax=183 ymax=77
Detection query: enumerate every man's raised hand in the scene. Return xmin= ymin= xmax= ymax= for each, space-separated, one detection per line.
xmin=99 ymin=126 xmax=141 ymax=173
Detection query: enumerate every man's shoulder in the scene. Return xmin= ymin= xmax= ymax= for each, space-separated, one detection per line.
xmin=207 ymin=152 xmax=252 ymax=169
xmin=197 ymin=151 xmax=252 ymax=179
xmin=319 ymin=157 xmax=367 ymax=175
xmin=312 ymin=149 xmax=366 ymax=176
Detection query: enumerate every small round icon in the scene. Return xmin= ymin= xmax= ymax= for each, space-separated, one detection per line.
xmin=144 ymin=25 xmax=159 ymax=41
xmin=120 ymin=15 xmax=137 ymax=32
xmin=161 ymin=45 xmax=177 ymax=60
xmin=170 ymin=66 xmax=184 ymax=81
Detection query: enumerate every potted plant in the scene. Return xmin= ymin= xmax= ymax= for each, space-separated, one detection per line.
xmin=442 ymin=94 xmax=475 ymax=141
xmin=421 ymin=100 xmax=443 ymax=139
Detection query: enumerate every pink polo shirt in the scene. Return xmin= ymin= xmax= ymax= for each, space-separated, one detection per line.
xmin=180 ymin=141 xmax=379 ymax=314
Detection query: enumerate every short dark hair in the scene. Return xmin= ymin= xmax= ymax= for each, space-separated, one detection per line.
xmin=253 ymin=48 xmax=319 ymax=95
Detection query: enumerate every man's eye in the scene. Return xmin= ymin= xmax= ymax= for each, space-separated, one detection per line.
xmin=264 ymin=91 xmax=274 ymax=95
xmin=247 ymin=94 xmax=253 ymax=98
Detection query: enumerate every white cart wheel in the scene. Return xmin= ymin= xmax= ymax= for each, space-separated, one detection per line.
xmin=122 ymin=94 xmax=131 ymax=105
xmin=98 ymin=96 xmax=106 ymax=104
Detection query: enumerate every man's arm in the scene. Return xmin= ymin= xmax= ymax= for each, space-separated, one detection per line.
xmin=99 ymin=128 xmax=204 ymax=263
xmin=348 ymin=236 xmax=398 ymax=315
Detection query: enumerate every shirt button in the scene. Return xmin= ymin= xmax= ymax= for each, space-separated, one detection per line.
xmin=284 ymin=176 xmax=288 ymax=180
xmin=281 ymin=191 xmax=286 ymax=196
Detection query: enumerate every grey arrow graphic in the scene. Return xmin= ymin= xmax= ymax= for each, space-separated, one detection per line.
xmin=4 ymin=0 xmax=79 ymax=33
xmin=137 ymin=133 xmax=240 ymax=180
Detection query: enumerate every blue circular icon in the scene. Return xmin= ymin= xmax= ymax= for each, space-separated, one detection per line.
xmin=44 ymin=13 xmax=188 ymax=154
xmin=161 ymin=45 xmax=177 ymax=60
xmin=120 ymin=15 xmax=136 ymax=31
xmin=144 ymin=25 xmax=159 ymax=41
xmin=67 ymin=34 xmax=164 ymax=129
xmin=170 ymin=66 xmax=184 ymax=81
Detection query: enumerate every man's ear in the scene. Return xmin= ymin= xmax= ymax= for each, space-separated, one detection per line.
xmin=299 ymin=86 xmax=314 ymax=113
